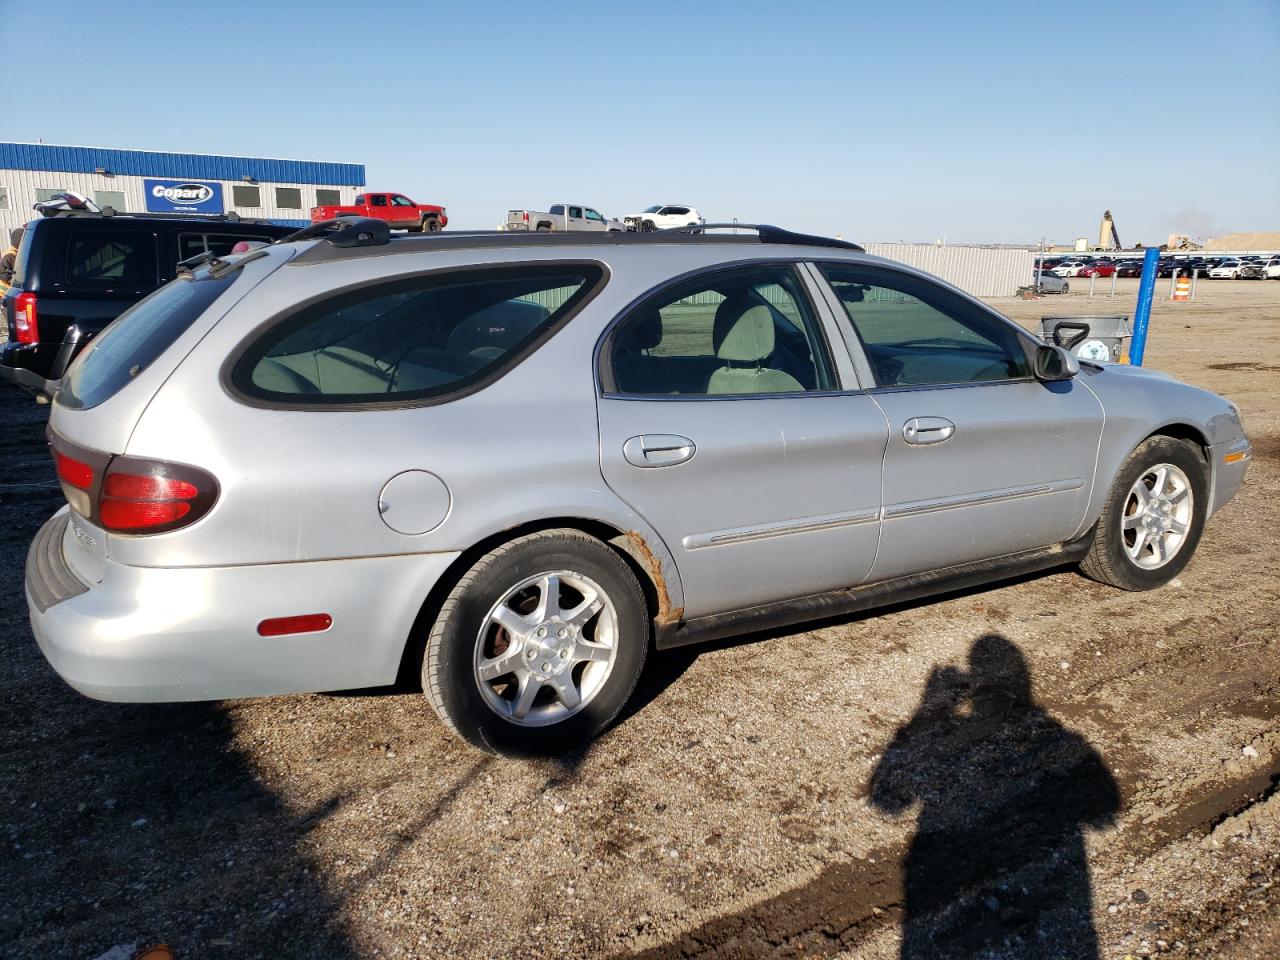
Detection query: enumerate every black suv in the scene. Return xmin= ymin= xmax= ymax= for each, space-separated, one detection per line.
xmin=1 ymin=212 xmax=295 ymax=395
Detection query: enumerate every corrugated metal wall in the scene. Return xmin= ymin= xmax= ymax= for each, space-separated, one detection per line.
xmin=0 ymin=170 xmax=358 ymax=237
xmin=0 ymin=143 xmax=364 ymax=186
xmin=863 ymin=243 xmax=1035 ymax=298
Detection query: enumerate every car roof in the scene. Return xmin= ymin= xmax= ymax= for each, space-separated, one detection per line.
xmin=288 ymin=222 xmax=864 ymax=266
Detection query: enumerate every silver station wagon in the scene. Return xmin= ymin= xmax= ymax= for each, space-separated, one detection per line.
xmin=26 ymin=220 xmax=1251 ymax=754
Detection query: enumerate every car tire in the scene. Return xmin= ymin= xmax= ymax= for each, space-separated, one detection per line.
xmin=641 ymin=220 xmax=655 ymax=232
xmin=422 ymin=217 xmax=442 ymax=233
xmin=1079 ymin=436 xmax=1208 ymax=592
xmin=1061 ymin=282 xmax=1069 ymax=294
xmin=422 ymin=530 xmax=649 ymax=755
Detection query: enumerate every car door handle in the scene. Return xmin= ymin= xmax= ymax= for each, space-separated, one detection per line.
xmin=622 ymin=435 xmax=696 ymax=468
xmin=903 ymin=417 xmax=956 ymax=445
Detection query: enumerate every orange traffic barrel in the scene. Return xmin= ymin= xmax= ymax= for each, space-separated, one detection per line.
xmin=1173 ymin=275 xmax=1191 ymax=301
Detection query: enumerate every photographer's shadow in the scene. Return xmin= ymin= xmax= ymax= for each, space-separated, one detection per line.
xmin=870 ymin=635 xmax=1120 ymax=959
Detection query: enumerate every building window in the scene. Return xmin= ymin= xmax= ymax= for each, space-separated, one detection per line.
xmin=232 ymin=184 xmax=261 ymax=207
xmin=36 ymin=187 xmax=69 ymax=202
xmin=0 ymin=186 xmax=9 ymax=210
xmin=316 ymin=189 xmax=341 ymax=207
xmin=275 ymin=187 xmax=302 ymax=210
xmin=94 ymin=190 xmax=126 ymax=213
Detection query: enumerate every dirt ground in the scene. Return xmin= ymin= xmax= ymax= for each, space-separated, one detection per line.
xmin=0 ymin=277 xmax=1277 ymax=960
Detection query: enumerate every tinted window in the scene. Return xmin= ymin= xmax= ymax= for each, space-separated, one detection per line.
xmin=370 ymin=195 xmax=388 ymax=207
xmin=820 ymin=264 xmax=1031 ymax=388
xmin=66 ymin=231 xmax=157 ymax=287
xmin=232 ymin=184 xmax=261 ymax=207
xmin=12 ymin=224 xmax=35 ymax=285
xmin=234 ymin=265 xmax=603 ymax=405
xmin=316 ymin=189 xmax=341 ymax=206
xmin=607 ymin=264 xmax=835 ymax=396
xmin=569 ymin=207 xmax=583 ymax=218
xmin=60 ymin=273 xmax=235 ymax=410
xmin=275 ymin=187 xmax=302 ymax=209
xmin=550 ymin=205 xmax=564 ymax=215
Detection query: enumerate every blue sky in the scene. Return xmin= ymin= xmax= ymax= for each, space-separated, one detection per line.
xmin=3 ymin=0 xmax=1277 ymax=244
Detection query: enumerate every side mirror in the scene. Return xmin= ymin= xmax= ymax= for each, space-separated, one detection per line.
xmin=1034 ymin=343 xmax=1080 ymax=381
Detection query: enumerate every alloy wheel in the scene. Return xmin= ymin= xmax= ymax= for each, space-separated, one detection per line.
xmin=473 ymin=570 xmax=618 ymax=726
xmin=1121 ymin=463 xmax=1194 ymax=570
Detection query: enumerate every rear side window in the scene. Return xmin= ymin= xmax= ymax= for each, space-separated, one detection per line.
xmin=11 ymin=223 xmax=35 ymax=286
xmin=231 ymin=264 xmax=604 ymax=406
xmin=66 ymin=230 xmax=158 ymax=288
xmin=605 ymin=263 xmax=836 ymax=396
xmin=60 ymin=273 xmax=235 ymax=410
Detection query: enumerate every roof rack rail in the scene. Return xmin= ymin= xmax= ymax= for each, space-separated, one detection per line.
xmin=663 ymin=223 xmax=864 ymax=252
xmin=279 ymin=216 xmax=390 ymax=248
xmin=37 ymin=208 xmax=273 ymax=224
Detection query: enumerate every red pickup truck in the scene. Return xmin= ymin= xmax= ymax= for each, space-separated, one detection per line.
xmin=310 ymin=192 xmax=448 ymax=232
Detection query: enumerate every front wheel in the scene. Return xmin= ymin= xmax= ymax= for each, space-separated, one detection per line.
xmin=1079 ymin=436 xmax=1208 ymax=591
xmin=422 ymin=217 xmax=442 ymax=233
xmin=422 ymin=530 xmax=649 ymax=755
xmin=1061 ymin=282 xmax=1069 ymax=294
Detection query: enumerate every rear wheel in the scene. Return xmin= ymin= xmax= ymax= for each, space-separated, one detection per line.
xmin=422 ymin=530 xmax=649 ymax=755
xmin=1080 ymin=436 xmax=1208 ymax=591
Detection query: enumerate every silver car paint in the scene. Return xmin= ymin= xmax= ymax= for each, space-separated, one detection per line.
xmin=30 ymin=237 xmax=1250 ymax=702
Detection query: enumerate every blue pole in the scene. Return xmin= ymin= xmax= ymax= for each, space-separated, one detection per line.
xmin=1130 ymin=246 xmax=1160 ymax=365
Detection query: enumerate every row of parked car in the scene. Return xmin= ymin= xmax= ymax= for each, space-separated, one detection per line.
xmin=1038 ymin=254 xmax=1280 ymax=282
xmin=502 ymin=202 xmax=707 ymax=233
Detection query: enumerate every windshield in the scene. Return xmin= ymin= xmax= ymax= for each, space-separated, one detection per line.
xmin=643 ymin=205 xmax=662 ymax=213
xmin=60 ymin=273 xmax=236 ymax=410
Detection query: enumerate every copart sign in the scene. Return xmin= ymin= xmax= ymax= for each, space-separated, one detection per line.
xmin=143 ymin=178 xmax=223 ymax=214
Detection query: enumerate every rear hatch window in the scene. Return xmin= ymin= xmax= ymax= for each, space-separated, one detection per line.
xmin=59 ymin=272 xmax=236 ymax=410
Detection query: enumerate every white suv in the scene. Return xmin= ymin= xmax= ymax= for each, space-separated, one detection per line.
xmin=624 ymin=204 xmax=705 ymax=232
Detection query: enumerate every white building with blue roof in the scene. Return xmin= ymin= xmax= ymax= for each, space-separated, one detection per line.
xmin=0 ymin=142 xmax=365 ymax=236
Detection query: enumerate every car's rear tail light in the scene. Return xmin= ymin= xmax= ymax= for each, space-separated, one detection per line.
xmin=522 ymin=211 xmax=529 ymax=222
xmin=49 ymin=430 xmax=219 ymax=534
xmin=54 ymin=450 xmax=95 ymax=516
xmin=98 ymin=458 xmax=218 ymax=534
xmin=14 ymin=292 xmax=38 ymax=344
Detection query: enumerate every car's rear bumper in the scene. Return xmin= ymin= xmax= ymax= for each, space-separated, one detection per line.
xmin=1208 ymin=438 xmax=1251 ymax=517
xmin=26 ymin=509 xmax=461 ymax=702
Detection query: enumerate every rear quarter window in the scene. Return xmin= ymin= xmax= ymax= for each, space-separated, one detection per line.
xmin=229 ymin=264 xmax=604 ymax=407
xmin=59 ymin=273 xmax=236 ymax=410
xmin=65 ymin=230 xmax=158 ymax=288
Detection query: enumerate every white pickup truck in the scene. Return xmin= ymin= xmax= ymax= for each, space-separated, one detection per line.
xmin=504 ymin=203 xmax=624 ymax=232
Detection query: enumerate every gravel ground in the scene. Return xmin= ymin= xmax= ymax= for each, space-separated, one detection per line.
xmin=0 ymin=277 xmax=1276 ymax=960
